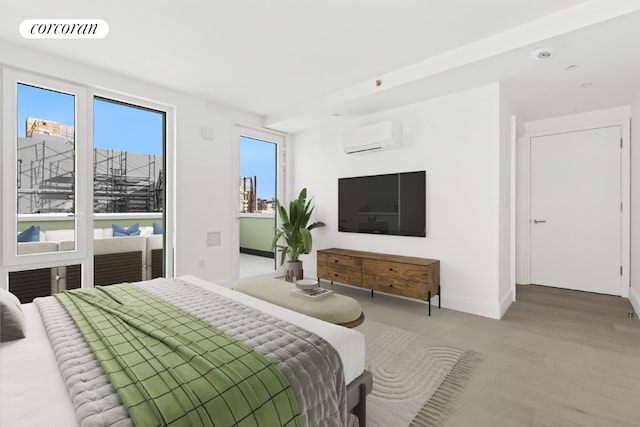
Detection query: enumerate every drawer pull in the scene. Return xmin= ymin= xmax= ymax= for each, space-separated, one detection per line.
xmin=388 ymin=268 xmax=394 ymax=272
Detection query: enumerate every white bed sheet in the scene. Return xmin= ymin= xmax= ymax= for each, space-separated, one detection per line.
xmin=0 ymin=275 xmax=365 ymax=426
xmin=0 ymin=303 xmax=77 ymax=426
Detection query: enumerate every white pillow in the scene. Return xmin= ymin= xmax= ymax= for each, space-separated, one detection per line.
xmin=43 ymin=229 xmax=75 ymax=242
xmin=140 ymin=226 xmax=154 ymax=237
xmin=0 ymin=288 xmax=26 ymax=342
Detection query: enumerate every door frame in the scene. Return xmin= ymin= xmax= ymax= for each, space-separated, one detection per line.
xmin=231 ymin=124 xmax=287 ymax=281
xmin=517 ymin=110 xmax=630 ymax=297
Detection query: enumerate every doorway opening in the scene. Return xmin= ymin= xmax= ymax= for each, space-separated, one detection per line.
xmin=238 ymin=135 xmax=278 ymax=278
xmin=93 ymin=97 xmax=166 ymax=283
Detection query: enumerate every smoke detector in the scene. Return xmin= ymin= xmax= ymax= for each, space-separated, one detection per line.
xmin=530 ymin=47 xmax=556 ymax=61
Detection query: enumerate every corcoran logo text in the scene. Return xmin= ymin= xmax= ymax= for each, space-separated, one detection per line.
xmin=20 ymin=19 xmax=109 ymax=39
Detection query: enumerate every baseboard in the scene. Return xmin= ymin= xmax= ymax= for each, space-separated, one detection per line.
xmin=239 ymin=247 xmax=274 ymax=258
xmin=629 ymin=285 xmax=640 ymax=316
xmin=443 ymin=296 xmax=505 ymax=320
xmin=327 ymin=280 xmax=508 ymax=320
xmin=499 ymin=289 xmax=515 ymax=319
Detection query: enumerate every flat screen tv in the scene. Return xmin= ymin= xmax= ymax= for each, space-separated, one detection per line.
xmin=338 ymin=170 xmax=426 ymax=237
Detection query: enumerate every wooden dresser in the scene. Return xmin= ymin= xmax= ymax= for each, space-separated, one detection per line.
xmin=317 ymin=248 xmax=440 ymax=315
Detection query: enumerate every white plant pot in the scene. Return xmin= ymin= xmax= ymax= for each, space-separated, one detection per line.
xmin=285 ymin=260 xmax=303 ymax=282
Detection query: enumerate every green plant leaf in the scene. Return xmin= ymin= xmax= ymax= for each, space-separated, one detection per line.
xmin=300 ymin=227 xmax=312 ymax=254
xmin=307 ymin=221 xmax=326 ymax=230
xmin=272 ymin=187 xmax=325 ymax=264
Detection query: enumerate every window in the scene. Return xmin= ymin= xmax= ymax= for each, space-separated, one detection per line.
xmin=93 ymin=98 xmax=164 ymax=214
xmin=3 ymin=70 xmax=90 ymax=270
xmin=16 ymin=83 xmax=78 ymax=253
xmin=93 ymin=97 xmax=166 ymax=281
xmin=2 ymin=68 xmax=173 ymax=296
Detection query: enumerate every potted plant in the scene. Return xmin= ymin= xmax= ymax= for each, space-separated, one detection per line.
xmin=272 ymin=188 xmax=325 ymax=282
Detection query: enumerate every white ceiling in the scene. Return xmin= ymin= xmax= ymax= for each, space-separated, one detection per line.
xmin=1 ymin=0 xmax=640 ymax=133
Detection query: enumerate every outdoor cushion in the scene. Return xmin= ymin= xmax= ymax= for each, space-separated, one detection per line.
xmin=112 ymin=223 xmax=140 ymax=237
xmin=17 ymin=225 xmax=40 ymax=242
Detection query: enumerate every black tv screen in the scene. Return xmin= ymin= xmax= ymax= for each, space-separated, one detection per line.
xmin=338 ymin=171 xmax=426 ymax=237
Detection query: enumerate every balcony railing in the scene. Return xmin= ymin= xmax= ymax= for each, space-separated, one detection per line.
xmin=239 ymin=213 xmax=275 ymax=257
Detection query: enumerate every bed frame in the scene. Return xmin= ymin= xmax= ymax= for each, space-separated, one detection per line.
xmin=6 ymin=270 xmax=372 ymax=425
xmin=347 ymin=370 xmax=373 ymax=427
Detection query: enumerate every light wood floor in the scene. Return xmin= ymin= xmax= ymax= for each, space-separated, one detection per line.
xmin=330 ymin=283 xmax=640 ymax=427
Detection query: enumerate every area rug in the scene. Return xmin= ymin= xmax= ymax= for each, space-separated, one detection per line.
xmin=354 ymin=320 xmax=481 ymax=427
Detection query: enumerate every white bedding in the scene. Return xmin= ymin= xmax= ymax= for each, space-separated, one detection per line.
xmin=0 ymin=274 xmax=365 ymax=426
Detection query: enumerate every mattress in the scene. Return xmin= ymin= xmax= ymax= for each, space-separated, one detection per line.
xmin=0 ymin=274 xmax=365 ymax=426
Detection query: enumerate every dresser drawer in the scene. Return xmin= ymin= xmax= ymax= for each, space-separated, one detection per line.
xmin=318 ymin=265 xmax=362 ymax=286
xmin=362 ymin=259 xmax=427 ymax=282
xmin=316 ymin=249 xmax=440 ymax=310
xmin=364 ymin=274 xmax=431 ymax=300
xmin=318 ymin=252 xmax=362 ymax=269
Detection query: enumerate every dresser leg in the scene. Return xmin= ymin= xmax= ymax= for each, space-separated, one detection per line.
xmin=371 ymin=289 xmax=374 ymax=298
xmin=438 ymin=285 xmax=441 ymax=309
xmin=428 ymin=290 xmax=431 ymax=316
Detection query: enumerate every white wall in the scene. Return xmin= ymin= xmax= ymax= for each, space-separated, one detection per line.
xmin=498 ymin=86 xmax=515 ymax=316
xmin=515 ymin=134 xmax=530 ymax=285
xmin=631 ymin=91 xmax=640 ymax=314
xmin=0 ymin=40 xmax=261 ymax=286
xmin=289 ymin=83 xmax=510 ymax=319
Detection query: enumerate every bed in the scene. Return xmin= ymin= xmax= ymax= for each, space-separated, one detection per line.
xmin=0 ymin=274 xmax=371 ymax=426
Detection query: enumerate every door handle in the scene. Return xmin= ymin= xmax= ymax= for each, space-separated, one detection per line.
xmin=533 ymin=219 xmax=547 ymax=224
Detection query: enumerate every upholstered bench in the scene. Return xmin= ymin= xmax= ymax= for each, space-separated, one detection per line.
xmin=233 ymin=276 xmax=364 ymax=327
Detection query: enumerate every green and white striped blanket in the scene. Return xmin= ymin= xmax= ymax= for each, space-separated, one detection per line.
xmin=55 ymin=285 xmax=300 ymax=427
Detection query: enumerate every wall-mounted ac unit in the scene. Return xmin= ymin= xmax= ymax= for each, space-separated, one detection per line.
xmin=342 ymin=120 xmax=403 ymax=154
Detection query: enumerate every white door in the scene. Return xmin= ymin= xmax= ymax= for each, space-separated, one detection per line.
xmin=530 ymin=126 xmax=621 ymax=295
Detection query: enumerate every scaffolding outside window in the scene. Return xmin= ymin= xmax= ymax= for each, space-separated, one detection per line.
xmin=17 ymin=117 xmax=163 ymax=215
xmin=93 ymin=97 xmax=164 ymax=214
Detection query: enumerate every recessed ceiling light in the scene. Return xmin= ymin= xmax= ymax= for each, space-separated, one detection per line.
xmin=565 ymin=65 xmax=579 ymax=71
xmin=580 ymin=82 xmax=593 ymax=88
xmin=529 ymin=47 xmax=556 ymax=61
